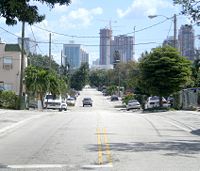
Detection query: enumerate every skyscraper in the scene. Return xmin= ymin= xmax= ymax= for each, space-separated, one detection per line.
xmin=163 ymin=36 xmax=178 ymax=48
xmin=63 ymin=43 xmax=89 ymax=70
xmin=112 ymin=35 xmax=134 ymax=63
xmin=178 ymin=24 xmax=195 ymax=61
xmin=81 ymin=49 xmax=89 ymax=64
xmin=99 ymin=28 xmax=112 ymax=65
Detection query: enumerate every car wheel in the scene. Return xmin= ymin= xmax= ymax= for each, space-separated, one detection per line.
xmin=59 ymin=108 xmax=62 ymax=112
xmin=83 ymin=105 xmax=84 ymax=107
xmin=127 ymin=109 xmax=129 ymax=111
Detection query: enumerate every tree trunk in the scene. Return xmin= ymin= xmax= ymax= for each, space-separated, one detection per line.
xmin=37 ymin=94 xmax=43 ymax=110
xmin=159 ymin=96 xmax=163 ymax=107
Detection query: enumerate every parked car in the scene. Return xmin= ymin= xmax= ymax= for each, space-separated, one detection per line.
xmin=145 ymin=96 xmax=169 ymax=109
xmin=111 ymin=95 xmax=119 ymax=101
xmin=44 ymin=94 xmax=67 ymax=111
xmin=66 ymin=97 xmax=76 ymax=106
xmin=126 ymin=99 xmax=141 ymax=111
xmin=82 ymin=97 xmax=93 ymax=107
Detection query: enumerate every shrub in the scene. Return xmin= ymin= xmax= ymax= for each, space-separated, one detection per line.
xmin=173 ymin=92 xmax=182 ymax=110
xmin=122 ymin=93 xmax=134 ymax=105
xmin=0 ymin=91 xmax=19 ymax=109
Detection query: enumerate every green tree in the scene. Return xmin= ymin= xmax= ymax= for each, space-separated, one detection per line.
xmin=24 ymin=66 xmax=67 ymax=109
xmin=139 ymin=46 xmax=192 ymax=106
xmin=89 ymin=69 xmax=108 ymax=87
xmin=113 ymin=50 xmax=120 ymax=68
xmin=114 ymin=61 xmax=139 ymax=91
xmin=173 ymin=0 xmax=200 ymax=23
xmin=0 ymin=0 xmax=71 ymax=25
xmin=191 ymin=59 xmax=200 ymax=86
xmin=28 ymin=54 xmax=60 ymax=72
xmin=70 ymin=63 xmax=89 ymax=90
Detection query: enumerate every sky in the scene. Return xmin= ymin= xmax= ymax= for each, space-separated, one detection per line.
xmin=0 ymin=0 xmax=200 ymax=65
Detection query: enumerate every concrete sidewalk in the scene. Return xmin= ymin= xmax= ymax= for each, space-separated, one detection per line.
xmin=0 ymin=109 xmax=45 ymax=134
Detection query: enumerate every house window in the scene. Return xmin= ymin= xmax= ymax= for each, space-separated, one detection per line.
xmin=3 ymin=56 xmax=13 ymax=70
xmin=4 ymin=83 xmax=13 ymax=91
xmin=0 ymin=82 xmax=4 ymax=91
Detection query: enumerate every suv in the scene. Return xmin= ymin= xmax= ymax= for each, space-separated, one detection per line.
xmin=44 ymin=94 xmax=67 ymax=111
xmin=82 ymin=97 xmax=93 ymax=107
xmin=145 ymin=96 xmax=169 ymax=109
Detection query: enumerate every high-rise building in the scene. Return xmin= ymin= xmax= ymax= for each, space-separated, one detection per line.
xmin=63 ymin=43 xmax=89 ymax=70
xmin=163 ymin=36 xmax=178 ymax=48
xmin=99 ymin=28 xmax=112 ymax=65
xmin=81 ymin=49 xmax=89 ymax=64
xmin=112 ymin=35 xmax=134 ymax=63
xmin=178 ymin=24 xmax=195 ymax=61
xmin=18 ymin=37 xmax=37 ymax=55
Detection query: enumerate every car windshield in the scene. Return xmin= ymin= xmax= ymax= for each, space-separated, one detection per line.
xmin=129 ymin=100 xmax=138 ymax=103
xmin=150 ymin=96 xmax=159 ymax=100
xmin=83 ymin=98 xmax=91 ymax=101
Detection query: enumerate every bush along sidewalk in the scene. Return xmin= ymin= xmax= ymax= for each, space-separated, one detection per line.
xmin=0 ymin=91 xmax=19 ymax=109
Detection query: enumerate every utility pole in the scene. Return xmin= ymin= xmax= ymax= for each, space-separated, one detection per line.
xmin=19 ymin=21 xmax=25 ymax=109
xmin=174 ymin=14 xmax=177 ymax=48
xmin=49 ymin=33 xmax=51 ymax=69
xmin=133 ymin=26 xmax=136 ymax=60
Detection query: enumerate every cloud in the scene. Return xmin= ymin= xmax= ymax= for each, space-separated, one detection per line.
xmin=117 ymin=0 xmax=172 ymax=18
xmin=53 ymin=4 xmax=69 ymax=13
xmin=24 ymin=20 xmax=50 ymax=42
xmin=59 ymin=7 xmax=103 ymax=29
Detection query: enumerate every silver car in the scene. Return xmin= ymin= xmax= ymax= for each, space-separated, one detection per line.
xmin=126 ymin=99 xmax=141 ymax=111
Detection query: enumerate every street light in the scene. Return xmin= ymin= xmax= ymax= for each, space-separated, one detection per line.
xmin=148 ymin=14 xmax=177 ymax=48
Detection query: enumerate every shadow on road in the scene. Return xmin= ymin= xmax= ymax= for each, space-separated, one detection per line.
xmin=87 ymin=140 xmax=200 ymax=156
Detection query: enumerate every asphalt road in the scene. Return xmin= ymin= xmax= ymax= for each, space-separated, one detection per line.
xmin=0 ymin=88 xmax=200 ymax=171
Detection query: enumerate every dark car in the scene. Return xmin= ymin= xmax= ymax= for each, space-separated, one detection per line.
xmin=82 ymin=97 xmax=93 ymax=107
xmin=111 ymin=95 xmax=119 ymax=101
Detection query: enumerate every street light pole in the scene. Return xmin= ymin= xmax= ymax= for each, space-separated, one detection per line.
xmin=148 ymin=14 xmax=177 ymax=48
xmin=174 ymin=14 xmax=177 ymax=48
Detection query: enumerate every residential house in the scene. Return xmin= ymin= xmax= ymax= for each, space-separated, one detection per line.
xmin=0 ymin=43 xmax=27 ymax=95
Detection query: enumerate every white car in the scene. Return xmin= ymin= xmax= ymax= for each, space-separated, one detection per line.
xmin=126 ymin=99 xmax=141 ymax=111
xmin=44 ymin=94 xmax=67 ymax=111
xmin=66 ymin=97 xmax=76 ymax=106
xmin=145 ymin=96 xmax=169 ymax=109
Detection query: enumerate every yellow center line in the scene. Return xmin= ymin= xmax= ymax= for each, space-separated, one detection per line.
xmin=103 ymin=128 xmax=113 ymax=165
xmin=97 ymin=128 xmax=103 ymax=165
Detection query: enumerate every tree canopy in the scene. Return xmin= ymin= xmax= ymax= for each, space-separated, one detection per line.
xmin=0 ymin=0 xmax=71 ymax=25
xmin=28 ymin=54 xmax=60 ymax=72
xmin=70 ymin=63 xmax=89 ymax=90
xmin=174 ymin=0 xmax=200 ymax=23
xmin=138 ymin=46 xmax=192 ymax=98
xmin=24 ymin=66 xmax=67 ymax=104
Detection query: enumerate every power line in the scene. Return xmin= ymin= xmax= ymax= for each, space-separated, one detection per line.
xmin=0 ymin=26 xmax=19 ymax=38
xmin=167 ymin=20 xmax=173 ymax=38
xmin=30 ymin=25 xmax=43 ymax=54
xmin=35 ymin=40 xmax=158 ymax=46
xmin=33 ymin=25 xmax=99 ymax=38
xmin=125 ymin=18 xmax=169 ymax=35
xmin=33 ymin=18 xmax=171 ymax=38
